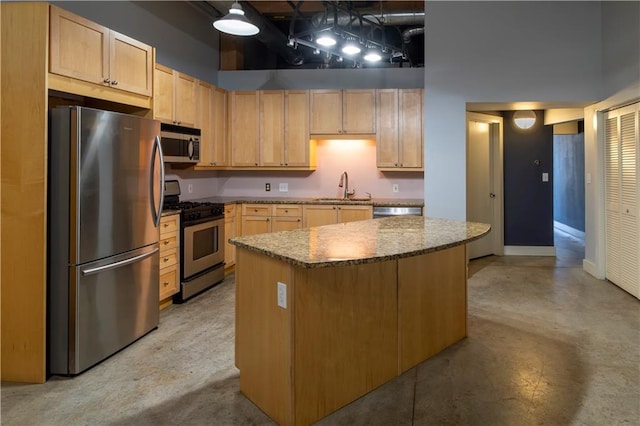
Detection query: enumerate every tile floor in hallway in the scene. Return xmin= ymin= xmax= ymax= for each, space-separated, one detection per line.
xmin=2 ymin=230 xmax=638 ymax=425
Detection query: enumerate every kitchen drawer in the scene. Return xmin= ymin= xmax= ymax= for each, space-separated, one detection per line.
xmin=242 ymin=204 xmax=270 ymax=216
xmin=160 ymin=215 xmax=179 ymax=234
xmin=159 ymin=234 xmax=178 ymax=251
xmin=159 ymin=248 xmax=177 ymax=269
xmin=224 ymin=204 xmax=236 ymax=217
xmin=159 ymin=266 xmax=179 ymax=300
xmin=272 ymin=204 xmax=302 ymax=217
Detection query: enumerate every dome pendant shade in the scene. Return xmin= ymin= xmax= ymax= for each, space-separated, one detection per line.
xmin=213 ymin=2 xmax=259 ymax=36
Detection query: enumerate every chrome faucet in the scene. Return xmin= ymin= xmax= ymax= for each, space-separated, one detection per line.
xmin=338 ymin=171 xmax=356 ymax=199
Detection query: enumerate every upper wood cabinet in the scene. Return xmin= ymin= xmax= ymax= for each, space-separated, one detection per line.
xmin=49 ymin=5 xmax=152 ymax=97
xmin=230 ymin=90 xmax=314 ymax=169
xmin=230 ymin=91 xmax=260 ymax=166
xmin=376 ymin=89 xmax=423 ymax=170
xmin=261 ymin=90 xmax=311 ymax=167
xmin=196 ymin=81 xmax=228 ymax=167
xmin=310 ymin=89 xmax=376 ymax=135
xmin=153 ymin=64 xmax=197 ymax=127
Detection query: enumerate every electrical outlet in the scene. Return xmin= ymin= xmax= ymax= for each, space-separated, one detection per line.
xmin=392 ymin=184 xmax=399 ymax=193
xmin=188 ymin=184 xmax=193 ymax=193
xmin=265 ymin=183 xmax=271 ymax=191
xmin=279 ymin=183 xmax=288 ymax=192
xmin=277 ymin=282 xmax=287 ymax=309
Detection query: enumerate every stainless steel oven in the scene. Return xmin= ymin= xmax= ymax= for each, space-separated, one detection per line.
xmin=183 ymin=216 xmax=224 ymax=279
xmin=163 ymin=180 xmax=225 ymax=302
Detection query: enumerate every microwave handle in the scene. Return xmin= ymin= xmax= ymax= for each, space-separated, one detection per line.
xmin=188 ymin=138 xmax=195 ymax=160
xmin=150 ymin=135 xmax=165 ymax=227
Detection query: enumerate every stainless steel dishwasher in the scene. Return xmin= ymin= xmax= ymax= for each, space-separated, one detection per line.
xmin=373 ymin=206 xmax=423 ymax=218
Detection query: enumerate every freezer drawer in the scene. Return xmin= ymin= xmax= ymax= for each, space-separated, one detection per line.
xmin=49 ymin=245 xmax=160 ymax=375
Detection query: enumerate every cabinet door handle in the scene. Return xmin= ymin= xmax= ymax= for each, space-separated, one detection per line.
xmin=111 ymin=80 xmax=118 ymax=86
xmin=103 ymin=78 xmax=111 ymax=83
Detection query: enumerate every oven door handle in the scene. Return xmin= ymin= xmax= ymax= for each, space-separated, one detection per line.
xmin=150 ymin=135 xmax=165 ymax=227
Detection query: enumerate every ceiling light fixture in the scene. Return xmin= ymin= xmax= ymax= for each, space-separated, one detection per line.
xmin=341 ymin=39 xmax=361 ymax=55
xmin=316 ymin=34 xmax=337 ymax=47
xmin=213 ymin=2 xmax=259 ymax=36
xmin=363 ymin=49 xmax=382 ymax=62
xmin=513 ymin=110 xmax=537 ymax=129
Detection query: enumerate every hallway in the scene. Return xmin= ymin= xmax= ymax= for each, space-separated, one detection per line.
xmin=2 ymin=242 xmax=638 ymax=425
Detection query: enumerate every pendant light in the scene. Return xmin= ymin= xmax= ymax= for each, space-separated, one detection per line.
xmin=213 ymin=2 xmax=259 ymax=36
xmin=341 ymin=38 xmax=361 ymax=55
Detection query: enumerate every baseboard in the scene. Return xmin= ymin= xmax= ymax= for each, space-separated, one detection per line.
xmin=503 ymin=246 xmax=557 ymax=256
xmin=554 ymin=221 xmax=585 ymax=239
xmin=583 ymin=259 xmax=605 ymax=279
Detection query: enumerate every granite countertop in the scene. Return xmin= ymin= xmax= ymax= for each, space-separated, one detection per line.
xmin=230 ymin=216 xmax=490 ymax=268
xmin=193 ymin=196 xmax=424 ymax=207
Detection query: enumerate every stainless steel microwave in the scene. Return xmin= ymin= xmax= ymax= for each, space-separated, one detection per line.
xmin=160 ymin=123 xmax=201 ymax=163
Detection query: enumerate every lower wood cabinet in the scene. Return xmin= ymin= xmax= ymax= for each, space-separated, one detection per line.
xmin=224 ymin=204 xmax=237 ymax=268
xmin=303 ymin=205 xmax=373 ymax=227
xmin=241 ymin=204 xmax=303 ymax=235
xmin=159 ymin=214 xmax=180 ymax=306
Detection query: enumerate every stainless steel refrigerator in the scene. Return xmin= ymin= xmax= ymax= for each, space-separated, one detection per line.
xmin=48 ymin=106 xmax=164 ymax=375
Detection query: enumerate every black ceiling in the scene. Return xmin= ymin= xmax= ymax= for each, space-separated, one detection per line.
xmin=203 ymin=1 xmax=425 ymax=70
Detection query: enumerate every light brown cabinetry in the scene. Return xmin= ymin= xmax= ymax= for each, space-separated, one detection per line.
xmin=376 ymin=89 xmax=423 ymax=170
xmin=49 ymin=5 xmax=153 ymax=98
xmin=303 ymin=204 xmax=373 ymax=227
xmin=272 ymin=204 xmax=304 ymax=232
xmin=196 ymin=82 xmax=229 ymax=167
xmin=310 ymin=89 xmax=376 ymax=135
xmin=153 ymin=63 xmax=197 ymax=127
xmin=224 ymin=204 xmax=237 ymax=268
xmin=231 ymin=90 xmax=314 ymax=169
xmin=241 ymin=204 xmax=303 ymax=235
xmin=159 ymin=214 xmax=180 ymax=305
xmin=230 ymin=91 xmax=260 ymax=166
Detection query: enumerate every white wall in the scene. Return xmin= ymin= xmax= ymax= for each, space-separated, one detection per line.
xmin=424 ymin=1 xmax=603 ymax=221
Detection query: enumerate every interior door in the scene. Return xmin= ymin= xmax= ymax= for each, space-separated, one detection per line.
xmin=466 ymin=113 xmax=503 ymax=259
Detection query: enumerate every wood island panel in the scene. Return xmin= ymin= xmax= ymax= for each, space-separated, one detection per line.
xmin=236 ymin=249 xmax=294 ymax=425
xmin=293 ymin=261 xmax=398 ymax=425
xmin=398 ymin=245 xmax=467 ymax=372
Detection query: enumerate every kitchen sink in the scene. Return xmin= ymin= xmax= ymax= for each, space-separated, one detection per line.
xmin=313 ymin=197 xmax=373 ymax=202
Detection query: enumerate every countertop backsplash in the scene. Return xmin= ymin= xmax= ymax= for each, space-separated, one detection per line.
xmin=167 ymin=139 xmax=424 ymax=201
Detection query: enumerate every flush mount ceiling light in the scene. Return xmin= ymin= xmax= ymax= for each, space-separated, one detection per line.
xmin=213 ymin=2 xmax=259 ymax=36
xmin=513 ymin=110 xmax=537 ymax=129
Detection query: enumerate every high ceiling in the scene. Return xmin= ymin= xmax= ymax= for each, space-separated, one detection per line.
xmin=201 ymin=1 xmax=425 ymax=70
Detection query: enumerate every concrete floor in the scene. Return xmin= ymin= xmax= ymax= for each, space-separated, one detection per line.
xmin=2 ymin=230 xmax=639 ymax=425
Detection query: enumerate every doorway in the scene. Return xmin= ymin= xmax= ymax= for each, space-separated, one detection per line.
xmin=466 ymin=112 xmax=504 ymax=259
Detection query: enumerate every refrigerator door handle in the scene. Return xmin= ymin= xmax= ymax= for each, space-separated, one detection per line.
xmin=81 ymin=248 xmax=159 ymax=276
xmin=150 ymin=135 xmax=165 ymax=227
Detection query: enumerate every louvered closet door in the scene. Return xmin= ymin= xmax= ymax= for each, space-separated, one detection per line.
xmin=605 ymin=103 xmax=639 ymax=298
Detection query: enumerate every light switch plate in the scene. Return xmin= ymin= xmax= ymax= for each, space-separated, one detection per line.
xmin=277 ymin=282 xmax=287 ymax=309
xmin=279 ymin=183 xmax=288 ymax=192
xmin=586 ymin=173 xmax=591 ymax=184
xmin=542 ymin=173 xmax=549 ymax=182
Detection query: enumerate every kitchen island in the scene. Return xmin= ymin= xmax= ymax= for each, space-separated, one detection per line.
xmin=230 ymin=216 xmax=490 ymax=425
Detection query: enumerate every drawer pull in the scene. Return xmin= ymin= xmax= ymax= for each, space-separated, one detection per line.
xmin=163 ymin=257 xmax=169 ymax=262
xmin=285 ymin=209 xmax=288 ymax=213
xmin=164 ymin=223 xmax=169 ymax=228
xmin=163 ymin=281 xmax=169 ymax=286
xmin=163 ymin=240 xmax=170 ymax=245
